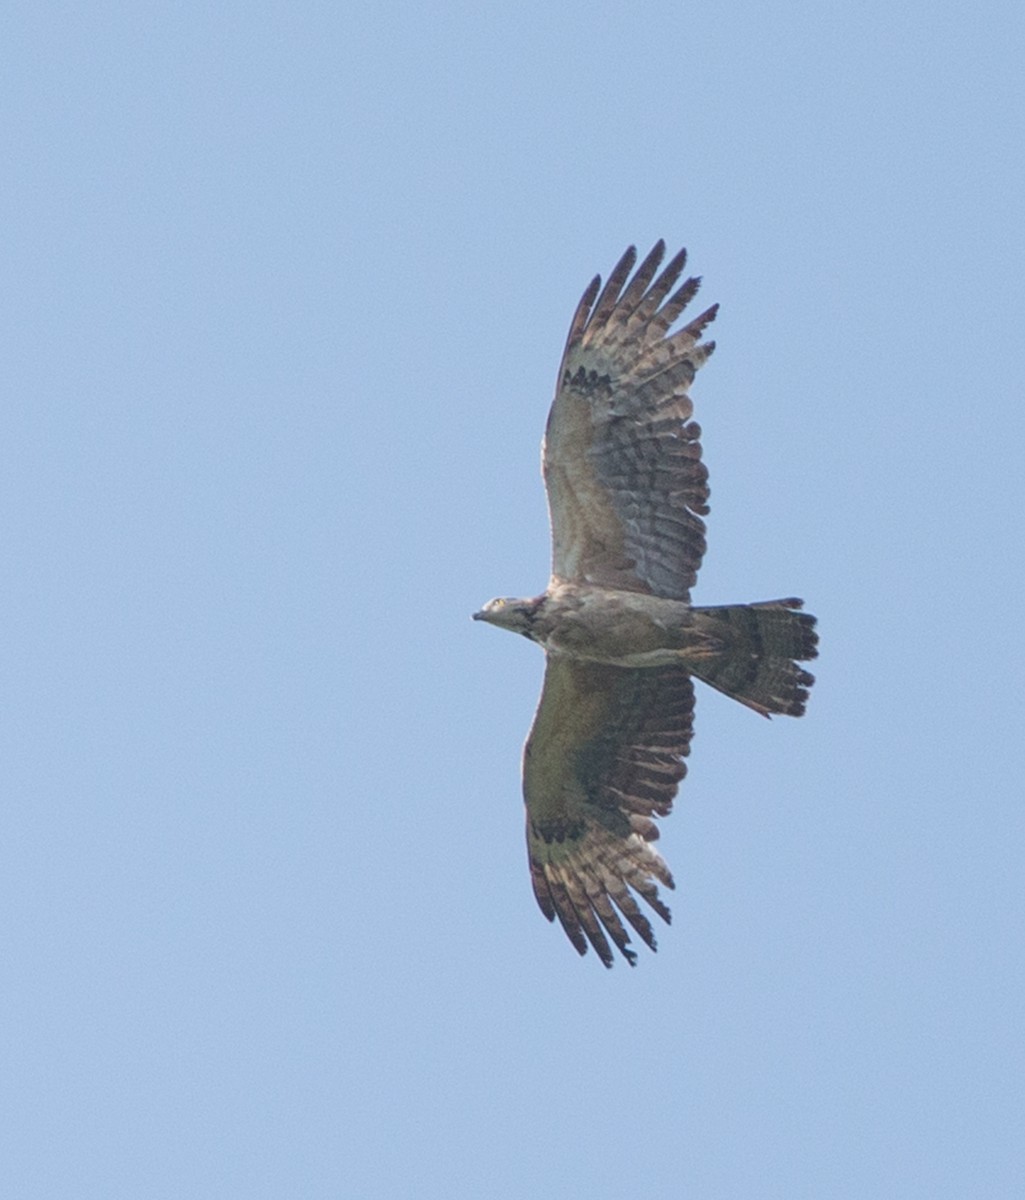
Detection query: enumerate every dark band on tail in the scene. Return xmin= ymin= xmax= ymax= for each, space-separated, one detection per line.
xmin=689 ymin=599 xmax=818 ymax=717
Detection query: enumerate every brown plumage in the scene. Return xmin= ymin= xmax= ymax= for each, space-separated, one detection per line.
xmin=474 ymin=242 xmax=818 ymax=967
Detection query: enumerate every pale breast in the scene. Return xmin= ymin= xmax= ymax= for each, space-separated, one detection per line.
xmin=538 ymin=585 xmax=706 ymax=665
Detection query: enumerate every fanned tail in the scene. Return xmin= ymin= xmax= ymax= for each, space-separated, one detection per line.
xmin=689 ymin=599 xmax=818 ymax=717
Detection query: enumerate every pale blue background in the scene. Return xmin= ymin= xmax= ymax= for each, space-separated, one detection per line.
xmin=3 ymin=3 xmax=1024 ymax=1197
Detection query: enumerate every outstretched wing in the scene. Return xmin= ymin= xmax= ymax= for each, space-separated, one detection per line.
xmin=523 ymin=656 xmax=695 ymax=967
xmin=543 ymin=241 xmax=717 ymax=601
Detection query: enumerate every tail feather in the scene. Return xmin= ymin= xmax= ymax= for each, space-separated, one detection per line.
xmin=689 ymin=599 xmax=818 ymax=717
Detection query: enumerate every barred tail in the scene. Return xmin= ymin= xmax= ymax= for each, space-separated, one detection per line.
xmin=689 ymin=599 xmax=818 ymax=717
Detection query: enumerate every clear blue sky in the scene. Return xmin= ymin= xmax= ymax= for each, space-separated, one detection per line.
xmin=3 ymin=3 xmax=1024 ymax=1197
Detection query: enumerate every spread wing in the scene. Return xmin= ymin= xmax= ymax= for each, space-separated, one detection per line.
xmin=543 ymin=241 xmax=717 ymax=601
xmin=523 ymin=656 xmax=695 ymax=967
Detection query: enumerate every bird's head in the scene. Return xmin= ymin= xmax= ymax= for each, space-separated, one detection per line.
xmin=472 ymin=595 xmax=542 ymax=637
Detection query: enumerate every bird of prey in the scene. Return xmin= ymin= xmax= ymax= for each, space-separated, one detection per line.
xmin=474 ymin=242 xmax=818 ymax=967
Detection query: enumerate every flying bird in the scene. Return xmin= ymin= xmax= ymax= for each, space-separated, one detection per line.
xmin=474 ymin=242 xmax=818 ymax=967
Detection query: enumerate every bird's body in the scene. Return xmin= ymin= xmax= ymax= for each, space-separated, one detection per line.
xmin=481 ymin=584 xmax=757 ymax=669
xmin=479 ymin=584 xmax=706 ymax=664
xmin=475 ymin=242 xmax=818 ymax=967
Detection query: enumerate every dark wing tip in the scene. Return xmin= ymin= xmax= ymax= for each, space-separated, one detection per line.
xmin=582 ymin=273 xmax=601 ymax=305
xmin=586 ymin=245 xmax=640 ymax=329
xmin=641 ymin=239 xmax=666 ymax=273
